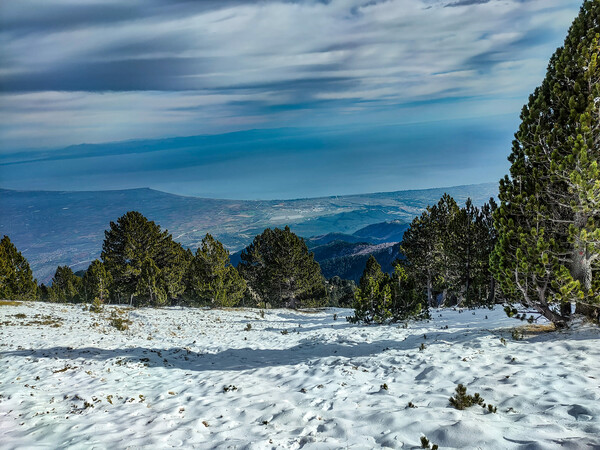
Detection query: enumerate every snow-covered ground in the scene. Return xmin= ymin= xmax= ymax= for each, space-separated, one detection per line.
xmin=1 ymin=302 xmax=599 ymax=449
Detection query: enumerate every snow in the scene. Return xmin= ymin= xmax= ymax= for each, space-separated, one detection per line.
xmin=1 ymin=303 xmax=599 ymax=449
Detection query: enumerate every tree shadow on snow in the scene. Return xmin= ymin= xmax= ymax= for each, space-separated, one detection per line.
xmin=2 ymin=326 xmax=501 ymax=372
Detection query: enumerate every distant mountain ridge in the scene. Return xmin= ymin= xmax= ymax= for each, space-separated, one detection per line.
xmin=0 ymin=183 xmax=497 ymax=282
xmin=230 ymin=220 xmax=407 ymax=281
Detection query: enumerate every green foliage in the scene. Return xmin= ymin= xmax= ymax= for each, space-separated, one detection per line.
xmin=326 ymin=276 xmax=356 ymax=307
xmin=449 ymin=384 xmax=485 ymax=410
xmin=136 ymin=257 xmax=167 ymax=306
xmin=186 ymin=234 xmax=246 ymax=307
xmin=504 ymin=306 xmax=518 ymax=318
xmin=0 ymin=235 xmax=37 ymax=301
xmin=349 ymin=256 xmax=392 ymax=324
xmin=238 ymin=226 xmax=327 ymax=308
xmin=109 ymin=312 xmax=132 ymax=331
xmin=81 ymin=259 xmax=112 ymax=304
xmin=402 ymin=195 xmax=498 ymax=309
xmin=101 ymin=211 xmax=190 ymax=306
xmin=349 ymin=256 xmax=428 ymax=324
xmin=491 ymin=1 xmax=600 ymax=325
xmin=90 ymin=296 xmax=103 ymax=313
xmin=420 ymin=436 xmax=438 ymax=449
xmin=49 ymin=265 xmax=81 ymax=302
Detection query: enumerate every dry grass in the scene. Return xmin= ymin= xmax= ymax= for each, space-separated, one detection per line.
xmin=519 ymin=323 xmax=556 ymax=336
xmin=0 ymin=300 xmax=21 ymax=306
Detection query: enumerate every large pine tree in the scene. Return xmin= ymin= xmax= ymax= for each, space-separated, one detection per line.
xmin=0 ymin=235 xmax=37 ymax=300
xmin=49 ymin=265 xmax=81 ymax=303
xmin=101 ymin=211 xmax=189 ymax=306
xmin=238 ymin=226 xmax=327 ymax=308
xmin=402 ymin=195 xmax=498 ymax=307
xmin=81 ymin=259 xmax=112 ymax=303
xmin=186 ymin=234 xmax=246 ymax=307
xmin=492 ymin=1 xmax=600 ymax=324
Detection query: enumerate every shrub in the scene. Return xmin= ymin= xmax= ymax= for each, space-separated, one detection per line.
xmin=449 ymin=384 xmax=484 ymax=410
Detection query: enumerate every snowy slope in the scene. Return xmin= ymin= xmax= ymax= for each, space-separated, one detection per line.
xmin=1 ymin=303 xmax=599 ymax=449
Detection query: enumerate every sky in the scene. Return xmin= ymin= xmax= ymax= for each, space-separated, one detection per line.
xmin=0 ymin=0 xmax=583 ymax=199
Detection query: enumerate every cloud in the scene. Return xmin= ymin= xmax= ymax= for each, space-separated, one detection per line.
xmin=445 ymin=0 xmax=491 ymax=7
xmin=0 ymin=0 xmax=582 ymax=150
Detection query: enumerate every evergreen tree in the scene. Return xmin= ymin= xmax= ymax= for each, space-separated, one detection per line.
xmin=492 ymin=1 xmax=600 ymax=325
xmin=350 ymin=256 xmax=392 ymax=323
xmin=358 ymin=255 xmax=386 ymax=292
xmin=0 ymin=235 xmax=37 ymax=300
xmin=401 ymin=196 xmax=499 ymax=308
xmin=238 ymin=226 xmax=327 ymax=308
xmin=136 ymin=257 xmax=167 ymax=306
xmin=401 ymin=208 xmax=438 ymax=306
xmin=473 ymin=199 xmax=500 ymax=306
xmin=49 ymin=265 xmax=81 ymax=302
xmin=430 ymin=194 xmax=460 ymax=304
xmin=187 ymin=234 xmax=246 ymax=307
xmin=327 ymin=276 xmax=356 ymax=307
xmin=349 ymin=256 xmax=428 ymax=323
xmin=389 ymin=263 xmax=429 ymax=320
xmin=38 ymin=283 xmax=50 ymax=301
xmin=81 ymin=259 xmax=112 ymax=303
xmin=101 ymin=211 xmax=189 ymax=306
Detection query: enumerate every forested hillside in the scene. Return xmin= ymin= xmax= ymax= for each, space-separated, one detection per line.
xmin=0 ymin=183 xmax=496 ymax=282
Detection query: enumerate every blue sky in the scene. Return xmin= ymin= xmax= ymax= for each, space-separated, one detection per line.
xmin=0 ymin=0 xmax=582 ymax=199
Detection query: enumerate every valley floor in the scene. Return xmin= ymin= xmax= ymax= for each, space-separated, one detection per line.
xmin=1 ymin=302 xmax=599 ymax=449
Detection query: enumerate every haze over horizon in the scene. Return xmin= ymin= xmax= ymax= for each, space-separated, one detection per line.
xmin=0 ymin=0 xmax=582 ymax=199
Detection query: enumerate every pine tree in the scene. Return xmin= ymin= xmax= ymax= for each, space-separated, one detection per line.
xmin=359 ymin=255 xmax=386 ymax=292
xmin=349 ymin=256 xmax=427 ymax=323
xmin=187 ymin=234 xmax=246 ymax=307
xmin=350 ymin=256 xmax=390 ymax=323
xmin=326 ymin=276 xmax=356 ymax=307
xmin=0 ymin=235 xmax=37 ymax=300
xmin=81 ymin=259 xmax=112 ymax=303
xmin=238 ymin=226 xmax=327 ymax=308
xmin=49 ymin=265 xmax=81 ymax=303
xmin=136 ymin=257 xmax=167 ymax=306
xmin=101 ymin=211 xmax=189 ymax=306
xmin=401 ymin=208 xmax=438 ymax=306
xmin=390 ymin=263 xmax=429 ymax=320
xmin=492 ymin=1 xmax=600 ymax=324
xmin=430 ymin=194 xmax=460 ymax=305
xmin=401 ymin=194 xmax=459 ymax=306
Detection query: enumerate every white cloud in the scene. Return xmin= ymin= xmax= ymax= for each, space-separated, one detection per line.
xmin=0 ymin=0 xmax=582 ymax=149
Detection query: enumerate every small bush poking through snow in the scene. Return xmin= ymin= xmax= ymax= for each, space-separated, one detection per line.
xmin=90 ymin=297 xmax=103 ymax=313
xmin=511 ymin=329 xmax=523 ymax=341
xmin=420 ymin=435 xmax=438 ymax=449
xmin=109 ymin=315 xmax=132 ymax=331
xmin=244 ymin=323 xmax=252 ymax=331
xmin=449 ymin=384 xmax=485 ymax=410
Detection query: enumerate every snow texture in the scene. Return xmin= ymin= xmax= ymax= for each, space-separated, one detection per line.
xmin=1 ymin=303 xmax=599 ymax=449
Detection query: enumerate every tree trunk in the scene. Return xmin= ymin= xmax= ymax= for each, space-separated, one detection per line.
xmin=575 ymin=302 xmax=600 ymax=321
xmin=533 ymin=302 xmax=568 ymax=328
xmin=426 ymin=270 xmax=433 ymax=307
xmin=487 ymin=277 xmax=495 ymax=305
xmin=571 ymin=212 xmax=593 ymax=292
xmin=560 ymin=302 xmax=572 ymax=317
